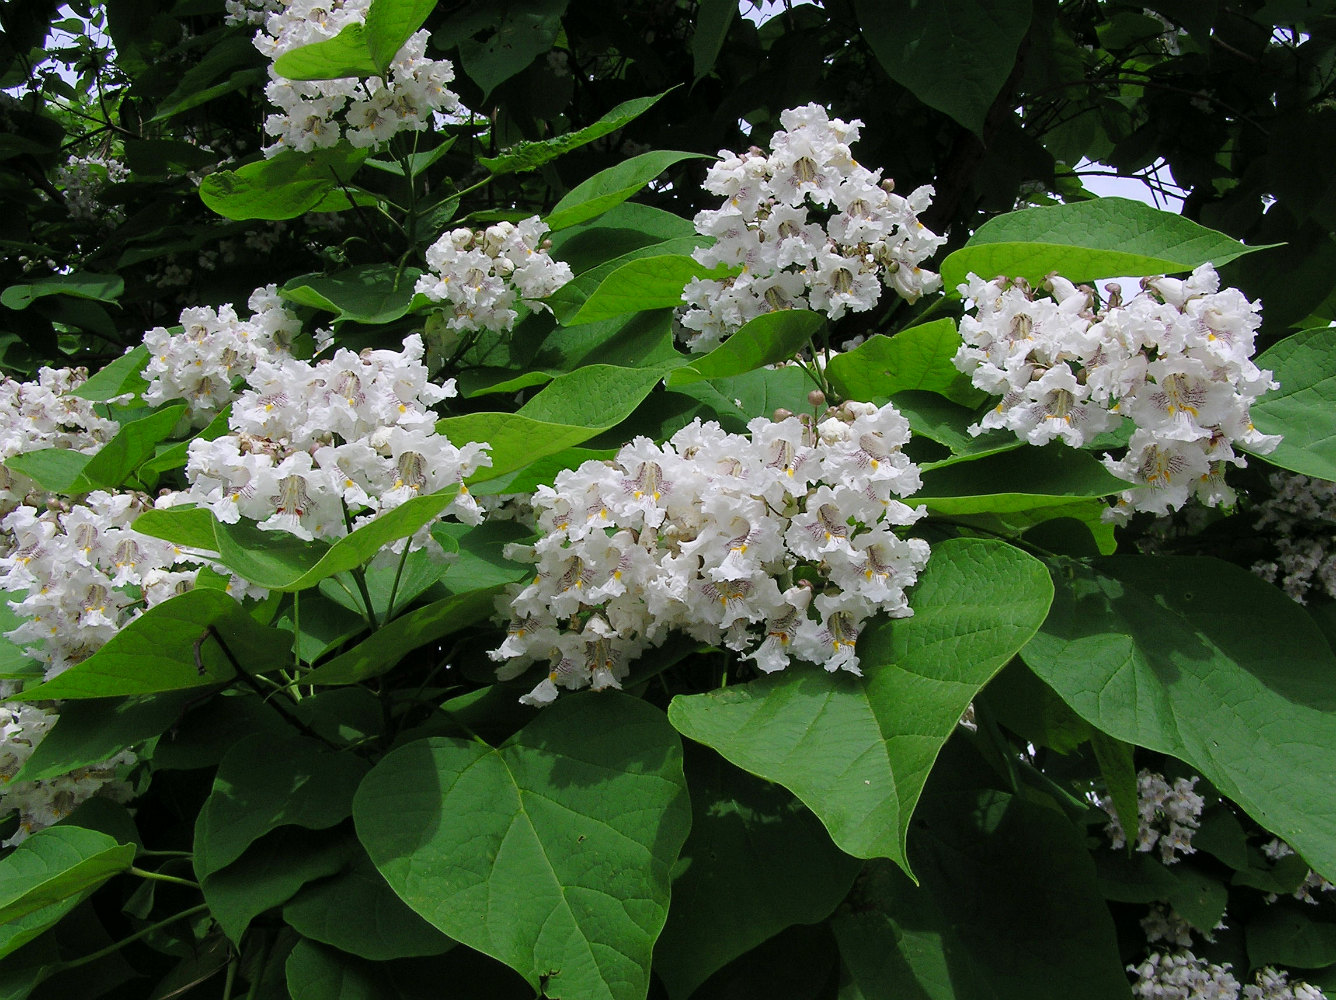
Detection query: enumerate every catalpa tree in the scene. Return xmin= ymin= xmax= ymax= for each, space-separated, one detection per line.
xmin=0 ymin=1 xmax=1335 ymax=998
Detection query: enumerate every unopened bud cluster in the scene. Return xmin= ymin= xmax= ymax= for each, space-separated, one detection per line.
xmin=679 ymin=104 xmax=946 ymax=350
xmin=415 ymin=218 xmax=573 ymax=334
xmin=954 ymin=264 xmax=1280 ymax=522
xmin=491 ymin=400 xmax=930 ymax=706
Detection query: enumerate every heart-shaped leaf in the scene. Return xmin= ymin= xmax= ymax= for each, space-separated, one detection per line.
xmin=354 ymin=692 xmax=690 ymax=1000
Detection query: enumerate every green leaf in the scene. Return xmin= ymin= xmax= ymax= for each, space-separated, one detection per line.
xmin=2 ymin=449 xmax=92 ymax=495
xmin=1020 ymin=555 xmax=1336 ymax=885
xmin=667 ymin=537 xmax=1053 ymax=874
xmin=889 ymin=390 xmax=1023 ymax=457
xmin=941 ymin=197 xmax=1275 ymax=290
xmin=214 ymin=487 xmax=459 ymax=592
xmin=1246 ymin=903 xmax=1336 ymax=969
xmin=283 ymin=850 xmax=452 ymax=960
xmin=302 ymin=587 xmax=501 ymax=685
xmin=568 ymin=253 xmax=730 ymax=325
xmin=139 ymin=406 xmax=232 ymax=481
xmin=545 ymin=150 xmax=709 ymax=231
xmin=194 ymin=734 xmax=371 ymax=880
xmin=79 ymin=405 xmax=186 ymax=491
xmin=653 ymin=747 xmax=861 ymax=1000
xmin=0 ymin=273 xmax=124 ymax=311
xmin=916 ymin=445 xmax=1129 ymax=515
xmin=199 ymin=147 xmax=368 ymax=221
xmin=440 ymin=365 xmax=664 ymax=481
xmin=1251 ymin=326 xmax=1336 ymax=480
xmin=14 ymin=589 xmax=289 ymax=701
xmin=365 ymin=0 xmax=438 ymax=74
xmin=202 ymin=828 xmax=355 ymax=944
xmin=0 ymin=826 xmax=134 ymax=928
xmin=151 ymin=33 xmax=265 ymax=121
xmin=273 ymin=22 xmax=379 ymax=80
xmin=666 ymin=310 xmax=823 ymax=386
xmin=132 ymin=506 xmax=220 ymax=553
xmin=854 ymin=0 xmax=1032 ymax=135
xmin=833 ymin=790 xmax=1130 ymax=1000
xmin=546 ymin=202 xmax=697 ymax=276
xmin=354 ymin=692 xmax=691 ymax=1000
xmin=480 ymin=90 xmax=674 ymax=175
xmin=70 ymin=345 xmax=149 ymax=401
xmin=286 ymin=939 xmax=395 ymax=1000
xmin=14 ymin=691 xmax=199 ymax=782
xmin=281 ymin=264 xmax=424 ymax=325
xmin=825 ymin=321 xmax=983 ymax=406
xmin=692 ymin=0 xmax=737 ymax=80
xmin=434 ymin=519 xmax=533 ymax=593
xmin=455 ymin=0 xmax=567 ymax=98
xmin=546 ymin=237 xmax=707 ymax=324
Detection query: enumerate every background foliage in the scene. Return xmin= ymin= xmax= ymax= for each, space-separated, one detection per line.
xmin=3 ymin=1 xmax=1336 ymax=998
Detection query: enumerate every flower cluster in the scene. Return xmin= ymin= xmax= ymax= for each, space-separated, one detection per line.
xmin=954 ymin=264 xmax=1281 ymax=522
xmin=181 ymin=334 xmax=488 ymax=544
xmin=1129 ymin=953 xmax=1326 ymax=1000
xmin=143 ymin=285 xmax=301 ymax=426
xmin=0 ymin=491 xmax=205 ymax=679
xmin=1250 ymin=472 xmax=1336 ymax=604
xmin=415 ymin=218 xmax=573 ymax=335
xmin=55 ymin=153 xmax=129 ymax=223
xmin=1101 ymin=769 xmax=1206 ymax=864
xmin=0 ymin=704 xmax=136 ymax=847
xmin=246 ymin=0 xmax=463 ymax=156
xmin=0 ymin=367 xmax=121 ymax=523
xmin=491 ymin=400 xmax=931 ymax=705
xmin=1260 ymin=838 xmax=1336 ymax=905
xmin=678 ymin=104 xmax=945 ymax=350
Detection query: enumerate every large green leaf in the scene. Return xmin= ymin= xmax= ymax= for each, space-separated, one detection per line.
xmin=546 ymin=237 xmax=707 ymax=323
xmin=14 ymin=589 xmax=288 ymax=701
xmin=544 ymin=150 xmax=709 ymax=231
xmin=215 ymin=487 xmax=459 ymax=592
xmin=855 ymin=0 xmax=1032 ymax=135
xmin=0 ymin=826 xmax=134 ymax=928
xmin=480 ymin=90 xmax=673 ymax=175
xmin=941 ymin=197 xmax=1273 ymax=290
xmin=131 ymin=506 xmax=219 ymax=553
xmin=1251 ymin=326 xmax=1336 ymax=480
xmin=691 ymin=0 xmax=737 ymax=80
xmin=283 ymin=850 xmax=453 ymax=960
xmin=833 ymin=789 xmax=1129 ymax=1000
xmin=354 ymin=693 xmax=691 ymax=1000
xmin=568 ymin=254 xmax=731 ymax=325
xmin=916 ymin=445 xmax=1130 ymax=515
xmin=440 ymin=365 xmax=664 ymax=481
xmin=825 ymin=321 xmax=983 ymax=407
xmin=1246 ymin=903 xmax=1336 ymax=969
xmin=666 ymin=310 xmax=823 ymax=386
xmin=281 ymin=264 xmax=424 ymax=325
xmin=302 ymin=586 xmax=501 ymax=685
xmin=365 ymin=0 xmax=438 ymax=73
xmin=667 ymin=537 xmax=1054 ymax=874
xmin=14 ymin=691 xmax=199 ymax=782
xmin=199 ymin=147 xmax=367 ymax=221
xmin=194 ymin=734 xmax=371 ymax=880
xmin=1021 ymin=555 xmax=1336 ymax=884
xmin=71 ymin=345 xmax=148 ymax=401
xmin=653 ymin=747 xmax=861 ymax=1000
xmin=286 ymin=939 xmax=394 ymax=1000
xmin=202 ymin=828 xmax=355 ymax=944
xmin=453 ymin=0 xmax=567 ymax=97
xmin=0 ymin=273 xmax=123 ymax=311
xmin=273 ymin=22 xmax=379 ymax=80
xmin=5 ymin=405 xmax=185 ymax=494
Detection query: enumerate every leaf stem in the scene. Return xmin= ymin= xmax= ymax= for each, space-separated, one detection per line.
xmin=128 ymin=867 xmax=200 ymax=889
xmin=55 ymin=903 xmax=209 ymax=972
